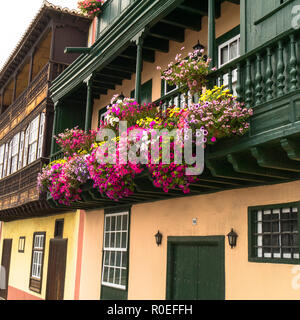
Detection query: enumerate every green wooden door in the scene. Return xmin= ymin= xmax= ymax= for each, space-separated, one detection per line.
xmin=166 ymin=237 xmax=225 ymax=300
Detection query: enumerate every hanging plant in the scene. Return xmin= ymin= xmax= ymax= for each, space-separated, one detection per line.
xmin=39 ymin=88 xmax=253 ymax=205
xmin=158 ymin=47 xmax=212 ymax=95
xmin=77 ymin=0 xmax=106 ymax=17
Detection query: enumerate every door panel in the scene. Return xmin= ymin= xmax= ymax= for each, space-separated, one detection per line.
xmin=46 ymin=239 xmax=68 ymax=300
xmin=0 ymin=239 xmax=12 ymax=300
xmin=167 ymin=237 xmax=225 ymax=300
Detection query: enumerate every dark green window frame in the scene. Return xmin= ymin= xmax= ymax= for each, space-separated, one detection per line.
xmin=131 ymin=79 xmax=153 ymax=106
xmin=248 ymin=202 xmax=300 ymax=265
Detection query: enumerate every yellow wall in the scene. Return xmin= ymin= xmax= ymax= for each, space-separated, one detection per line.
xmin=128 ymin=180 xmax=300 ymax=300
xmin=0 ymin=211 xmax=79 ymax=300
xmin=91 ymin=1 xmax=240 ymax=130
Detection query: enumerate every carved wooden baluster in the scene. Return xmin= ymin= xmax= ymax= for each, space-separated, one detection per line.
xmin=277 ymin=40 xmax=285 ymax=96
xmin=236 ymin=63 xmax=242 ymax=102
xmin=289 ymin=34 xmax=298 ymax=92
xmin=228 ymin=68 xmax=233 ymax=94
xmin=255 ymin=53 xmax=263 ymax=105
xmin=177 ymin=92 xmax=181 ymax=108
xmin=245 ymin=59 xmax=252 ymax=108
xmin=266 ymin=47 xmax=274 ymax=101
xmin=219 ymin=73 xmax=224 ymax=87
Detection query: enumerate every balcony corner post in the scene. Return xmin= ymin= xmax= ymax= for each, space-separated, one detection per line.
xmin=50 ymin=101 xmax=60 ymax=157
xmin=84 ymin=74 xmax=94 ymax=132
xmin=208 ymin=0 xmax=216 ymax=68
xmin=132 ymin=29 xmax=145 ymax=105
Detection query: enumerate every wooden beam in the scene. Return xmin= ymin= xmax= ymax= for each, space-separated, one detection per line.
xmin=143 ymin=36 xmax=169 ymax=53
xmin=148 ymin=23 xmax=185 ymax=43
xmin=98 ymin=68 xmax=132 ymax=81
xmin=281 ymin=138 xmax=300 ymax=161
xmin=120 ymin=46 xmax=155 ymax=63
xmin=227 ymin=153 xmax=295 ymax=180
xmin=251 ymin=146 xmax=300 ymax=172
xmin=94 ymin=75 xmax=123 ymax=86
xmin=206 ymin=158 xmax=271 ymax=183
xmin=93 ymin=81 xmax=116 ymax=91
xmin=161 ymin=10 xmax=202 ymax=31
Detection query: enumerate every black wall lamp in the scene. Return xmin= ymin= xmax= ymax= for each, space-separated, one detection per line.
xmin=119 ymin=92 xmax=125 ymax=100
xmin=155 ymin=231 xmax=163 ymax=246
xmin=193 ymin=40 xmax=205 ymax=52
xmin=227 ymin=229 xmax=238 ymax=249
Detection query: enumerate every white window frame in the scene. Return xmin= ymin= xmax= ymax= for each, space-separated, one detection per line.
xmin=101 ymin=212 xmax=129 ymax=291
xmin=10 ymin=133 xmax=20 ymax=174
xmin=31 ymin=233 xmax=45 ymax=281
xmin=0 ymin=145 xmax=5 ymax=179
xmin=218 ymin=34 xmax=241 ymax=94
xmin=37 ymin=112 xmax=45 ymax=159
xmin=28 ymin=115 xmax=40 ymax=165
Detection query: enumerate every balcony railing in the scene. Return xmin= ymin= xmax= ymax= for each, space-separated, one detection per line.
xmin=0 ymin=158 xmax=48 ymax=211
xmin=0 ymin=61 xmax=68 ymax=138
xmin=207 ymin=28 xmax=300 ymax=109
xmin=97 ymin=0 xmax=138 ymax=39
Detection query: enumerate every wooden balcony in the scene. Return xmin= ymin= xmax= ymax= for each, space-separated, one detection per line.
xmin=0 ymin=62 xmax=68 ymax=142
xmin=47 ymin=26 xmax=300 ymax=212
xmin=0 ymin=158 xmax=61 ymax=222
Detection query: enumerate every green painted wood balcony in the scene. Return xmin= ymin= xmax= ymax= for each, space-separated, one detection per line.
xmin=48 ymin=26 xmax=300 ymax=211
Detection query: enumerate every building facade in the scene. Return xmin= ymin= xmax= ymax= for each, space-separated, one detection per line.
xmin=0 ymin=2 xmax=90 ymax=300
xmin=2 ymin=0 xmax=300 ymax=300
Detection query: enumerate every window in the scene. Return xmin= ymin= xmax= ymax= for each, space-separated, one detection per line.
xmin=98 ymin=106 xmax=108 ymax=127
xmin=37 ymin=112 xmax=45 ymax=159
xmin=0 ymin=145 xmax=5 ymax=179
xmin=30 ymin=232 xmax=46 ymax=293
xmin=18 ymin=237 xmax=26 ymax=253
xmin=249 ymin=203 xmax=300 ymax=264
xmin=10 ymin=133 xmax=20 ymax=174
xmin=28 ymin=116 xmax=39 ymax=164
xmin=18 ymin=131 xmax=25 ymax=170
xmin=2 ymin=143 xmax=8 ymax=178
xmin=54 ymin=219 xmax=64 ymax=239
xmin=218 ymin=29 xmax=240 ymax=94
xmin=102 ymin=212 xmax=129 ymax=290
xmin=0 ymin=112 xmax=45 ymax=180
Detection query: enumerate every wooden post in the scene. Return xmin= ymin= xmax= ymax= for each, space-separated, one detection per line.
xmin=12 ymin=74 xmax=17 ymax=102
xmin=28 ymin=51 xmax=34 ymax=85
xmin=132 ymin=30 xmax=145 ymax=105
xmin=0 ymin=89 xmax=3 ymax=114
xmin=208 ymin=0 xmax=216 ymax=68
xmin=50 ymin=101 xmax=59 ymax=157
xmin=84 ymin=75 xmax=94 ymax=132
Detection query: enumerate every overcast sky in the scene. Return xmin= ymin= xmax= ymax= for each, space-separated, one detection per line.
xmin=0 ymin=0 xmax=79 ymax=70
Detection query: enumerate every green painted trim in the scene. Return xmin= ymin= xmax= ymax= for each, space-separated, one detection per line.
xmin=248 ymin=201 xmax=300 ymax=265
xmin=254 ymin=0 xmax=293 ymax=25
xmin=100 ymin=206 xmax=132 ymax=300
xmin=50 ymin=0 xmax=185 ymax=102
xmin=240 ymin=0 xmax=246 ymax=54
xmin=166 ymin=236 xmax=225 ymax=300
xmin=215 ymin=25 xmax=240 ymax=66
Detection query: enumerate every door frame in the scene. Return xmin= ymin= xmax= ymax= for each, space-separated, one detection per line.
xmin=0 ymin=239 xmax=13 ymax=300
xmin=166 ymin=236 xmax=225 ymax=300
xmin=45 ymin=238 xmax=68 ymax=300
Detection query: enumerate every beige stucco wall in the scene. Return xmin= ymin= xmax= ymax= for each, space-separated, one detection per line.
xmin=78 ymin=209 xmax=104 ymax=300
xmin=0 ymin=211 xmax=79 ymax=300
xmin=91 ymin=1 xmax=241 ymax=130
xmin=127 ymin=180 xmax=300 ymax=300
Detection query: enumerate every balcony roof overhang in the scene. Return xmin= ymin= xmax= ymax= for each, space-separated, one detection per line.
xmin=50 ymin=0 xmax=240 ymax=103
xmin=0 ymin=1 xmax=91 ymax=90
